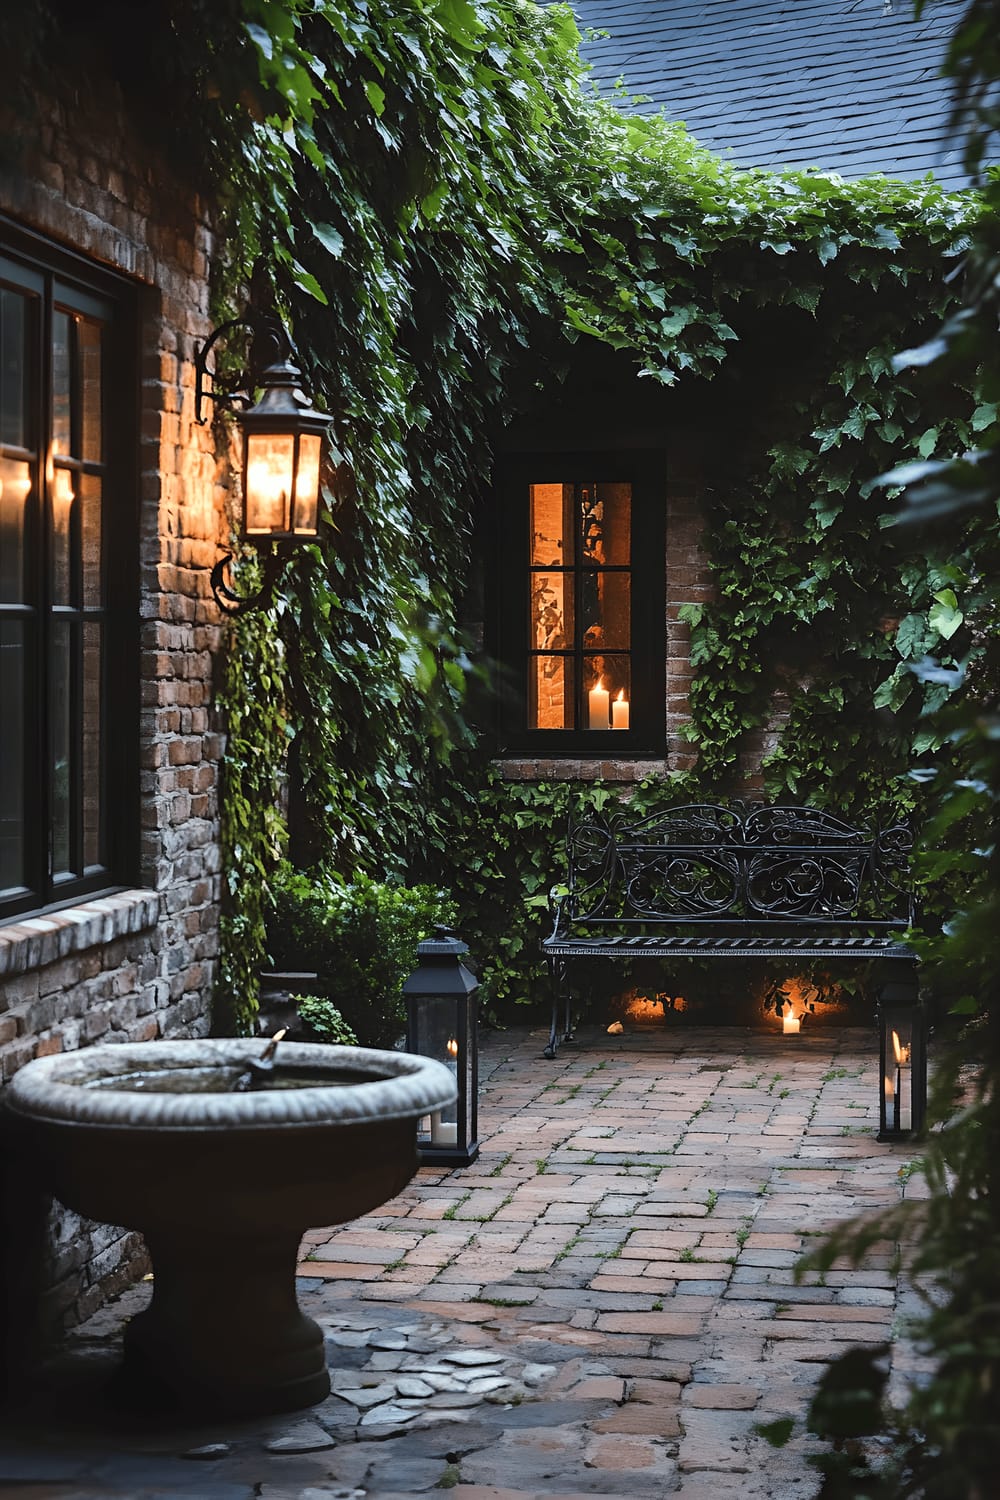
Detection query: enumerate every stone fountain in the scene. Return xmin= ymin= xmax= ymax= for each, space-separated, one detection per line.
xmin=4 ymin=1037 xmax=456 ymax=1416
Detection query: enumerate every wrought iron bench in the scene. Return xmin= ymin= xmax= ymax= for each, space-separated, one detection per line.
xmin=542 ymin=802 xmax=918 ymax=1060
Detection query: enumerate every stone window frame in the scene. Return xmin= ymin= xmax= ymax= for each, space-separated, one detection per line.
xmin=0 ymin=220 xmax=140 ymax=922
xmin=490 ymin=450 xmax=667 ymax=758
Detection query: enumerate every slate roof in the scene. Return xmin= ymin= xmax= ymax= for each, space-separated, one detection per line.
xmin=572 ymin=0 xmax=970 ymax=189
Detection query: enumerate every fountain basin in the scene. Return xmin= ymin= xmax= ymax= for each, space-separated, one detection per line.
xmin=5 ymin=1039 xmax=457 ymax=1416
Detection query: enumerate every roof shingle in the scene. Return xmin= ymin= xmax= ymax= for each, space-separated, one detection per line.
xmin=573 ymin=0 xmax=969 ymax=187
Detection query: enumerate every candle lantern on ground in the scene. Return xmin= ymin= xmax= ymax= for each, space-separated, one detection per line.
xmin=877 ymin=975 xmax=927 ymax=1141
xmin=404 ymin=927 xmax=480 ymax=1166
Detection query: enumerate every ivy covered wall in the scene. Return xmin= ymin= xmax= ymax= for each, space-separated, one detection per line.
xmin=7 ymin=2 xmax=985 ymax=1029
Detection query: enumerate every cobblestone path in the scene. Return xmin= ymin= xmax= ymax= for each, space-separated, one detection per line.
xmin=0 ymin=1025 xmax=929 ymax=1498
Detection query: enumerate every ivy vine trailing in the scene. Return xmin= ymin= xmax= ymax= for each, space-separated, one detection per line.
xmin=229 ymin=5 xmax=983 ymax=1022
xmin=9 ymin=2 xmax=987 ymax=1025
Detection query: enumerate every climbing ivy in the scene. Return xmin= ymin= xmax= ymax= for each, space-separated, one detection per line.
xmin=7 ymin=1 xmax=986 ymax=1029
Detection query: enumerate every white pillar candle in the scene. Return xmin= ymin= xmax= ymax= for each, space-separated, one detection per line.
xmin=783 ymin=1013 xmax=801 ymax=1034
xmin=588 ymin=680 xmax=610 ymax=728
xmin=612 ymin=690 xmax=629 ymax=729
xmin=430 ymin=1114 xmax=458 ymax=1146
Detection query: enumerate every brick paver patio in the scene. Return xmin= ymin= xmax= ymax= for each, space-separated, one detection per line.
xmin=0 ymin=1024 xmax=929 ymax=1498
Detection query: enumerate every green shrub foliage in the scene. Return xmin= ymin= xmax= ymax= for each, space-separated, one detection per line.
xmin=294 ymin=995 xmax=358 ymax=1048
xmin=266 ymin=868 xmax=453 ymax=1049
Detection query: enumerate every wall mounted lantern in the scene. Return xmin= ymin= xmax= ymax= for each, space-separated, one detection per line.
xmin=877 ymin=976 xmax=927 ymax=1141
xmin=194 ymin=262 xmax=330 ymax=614
xmin=403 ymin=927 xmax=480 ymax=1167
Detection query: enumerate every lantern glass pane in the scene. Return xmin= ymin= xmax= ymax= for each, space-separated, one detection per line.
xmin=408 ymin=994 xmax=461 ymax=1149
xmin=883 ymin=1013 xmax=915 ymax=1133
xmin=293 ymin=433 xmax=321 ymax=536
xmin=245 ymin=432 xmax=294 ymax=535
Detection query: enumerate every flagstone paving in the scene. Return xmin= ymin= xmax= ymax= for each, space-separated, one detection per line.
xmin=0 ymin=1024 xmax=930 ymax=1497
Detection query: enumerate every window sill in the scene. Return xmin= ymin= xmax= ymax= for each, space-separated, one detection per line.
xmin=0 ymin=889 xmax=160 ymax=979
xmin=496 ymin=757 xmax=669 ymax=782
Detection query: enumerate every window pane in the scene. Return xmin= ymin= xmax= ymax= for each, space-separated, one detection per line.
xmin=581 ymin=570 xmax=630 ymax=651
xmin=584 ymin=655 xmax=631 ymax=728
xmin=82 ymin=620 xmax=102 ymax=868
xmin=531 ymin=654 xmax=574 ymax=730
xmin=0 ymin=288 xmax=28 ymax=449
xmin=52 ymin=311 xmax=72 ymax=456
xmin=580 ymin=481 xmax=630 ymax=566
xmin=530 ymin=570 xmax=572 ymax=651
xmin=0 ymin=454 xmax=32 ymax=603
xmin=50 ymin=618 xmax=73 ymax=877
xmin=79 ymin=316 xmax=103 ymax=463
xmin=80 ymin=471 xmax=102 ymax=606
xmin=530 ymin=483 xmax=573 ymax=566
xmin=0 ymin=620 xmax=25 ymax=891
xmin=52 ymin=465 xmax=75 ymax=606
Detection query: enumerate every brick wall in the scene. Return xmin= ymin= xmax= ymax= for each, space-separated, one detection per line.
xmin=0 ymin=73 xmax=230 ymax=1358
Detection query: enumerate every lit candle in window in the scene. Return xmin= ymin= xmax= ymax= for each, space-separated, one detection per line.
xmin=612 ymin=689 xmax=629 ymax=729
xmin=588 ymin=678 xmax=610 ymax=728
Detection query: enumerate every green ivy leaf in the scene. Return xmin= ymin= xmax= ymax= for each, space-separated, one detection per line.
xmin=929 ymin=588 xmax=964 ymax=640
xmin=364 ymin=80 xmax=386 ymax=117
xmin=313 ymin=222 xmax=344 ymax=258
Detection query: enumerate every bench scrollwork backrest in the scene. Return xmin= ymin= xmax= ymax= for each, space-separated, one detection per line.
xmin=561 ymin=803 xmax=913 ymax=927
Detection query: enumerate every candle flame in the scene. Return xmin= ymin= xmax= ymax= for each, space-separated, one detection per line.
xmin=615 ymin=688 xmax=624 ymax=702
xmin=446 ymin=1037 xmax=459 ymax=1058
xmin=891 ymin=1030 xmax=910 ymax=1066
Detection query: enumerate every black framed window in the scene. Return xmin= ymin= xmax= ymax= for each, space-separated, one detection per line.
xmin=493 ymin=453 xmax=665 ymax=753
xmin=0 ymin=227 xmax=138 ymax=919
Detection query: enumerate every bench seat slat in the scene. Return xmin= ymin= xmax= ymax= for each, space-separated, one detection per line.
xmin=544 ymin=934 xmax=913 ymax=959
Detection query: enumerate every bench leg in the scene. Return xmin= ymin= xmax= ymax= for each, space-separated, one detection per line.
xmin=544 ymin=957 xmax=573 ymax=1059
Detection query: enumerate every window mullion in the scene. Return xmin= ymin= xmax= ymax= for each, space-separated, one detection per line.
xmin=37 ymin=273 xmax=53 ymax=896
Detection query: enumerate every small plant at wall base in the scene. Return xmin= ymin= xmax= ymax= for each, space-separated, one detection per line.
xmin=295 ymin=996 xmax=358 ymax=1047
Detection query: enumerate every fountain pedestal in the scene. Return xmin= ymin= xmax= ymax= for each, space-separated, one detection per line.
xmin=125 ymin=1229 xmax=328 ymax=1414
xmin=4 ymin=1040 xmax=456 ymax=1417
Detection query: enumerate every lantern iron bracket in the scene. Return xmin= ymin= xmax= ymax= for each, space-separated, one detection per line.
xmin=195 ymin=261 xmax=326 ymax=616
xmin=194 ymin=263 xmax=296 ymax=427
xmin=209 ymin=546 xmax=289 ymax=617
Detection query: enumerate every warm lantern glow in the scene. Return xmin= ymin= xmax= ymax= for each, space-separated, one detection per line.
xmin=588 ymin=677 xmax=610 ymax=728
xmin=626 ymin=997 xmax=664 ymax=1020
xmin=782 ymin=1010 xmax=801 ymax=1034
xmin=884 ymin=1026 xmax=912 ymax=1132
xmin=446 ymin=1037 xmax=459 ymax=1060
xmin=612 ymin=688 xmax=630 ymax=729
xmin=293 ymin=432 xmax=322 ymax=533
xmin=245 ymin=432 xmax=295 ymax=534
xmin=620 ymin=991 xmax=686 ymax=1021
